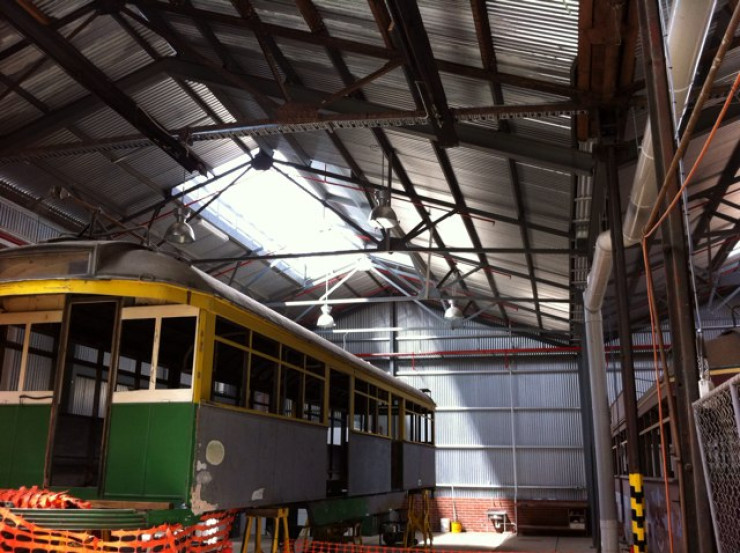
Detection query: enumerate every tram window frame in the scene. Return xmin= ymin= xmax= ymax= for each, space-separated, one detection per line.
xmin=0 ymin=311 xmax=63 ymax=399
xmin=404 ymin=402 xmax=434 ymax=444
xmin=212 ymin=317 xmax=251 ymax=406
xmin=211 ymin=323 xmax=326 ymax=423
xmin=113 ymin=305 xmax=198 ymax=402
xmin=353 ymin=379 xmax=391 ymax=437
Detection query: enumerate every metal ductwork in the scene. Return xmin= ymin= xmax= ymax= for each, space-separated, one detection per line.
xmin=582 ymin=1 xmax=716 ymax=551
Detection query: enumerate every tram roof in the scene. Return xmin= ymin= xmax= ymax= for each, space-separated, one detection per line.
xmin=0 ymin=240 xmax=434 ymax=407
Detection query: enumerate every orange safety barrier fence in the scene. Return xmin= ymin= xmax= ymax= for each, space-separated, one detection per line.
xmin=0 ymin=506 xmax=236 ymax=552
xmin=0 ymin=487 xmax=91 ymax=510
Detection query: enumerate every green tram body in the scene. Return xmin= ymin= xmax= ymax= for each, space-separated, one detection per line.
xmin=0 ymin=241 xmax=435 ymax=527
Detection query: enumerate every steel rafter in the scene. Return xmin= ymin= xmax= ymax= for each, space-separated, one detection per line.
xmin=0 ymin=54 xmax=593 ymax=173
xmin=292 ymin=0 xmax=463 ymax=317
xmin=367 ymin=0 xmax=506 ymax=322
xmin=128 ymin=0 xmax=582 ymax=101
xmin=385 ymin=0 xmax=458 ymax=148
xmin=0 ymin=2 xmax=208 ymax=175
xmin=471 ymin=0 xmax=545 ymax=329
xmin=191 ymin=245 xmax=574 ymax=264
xmin=691 ymin=138 xmax=740 ymax=247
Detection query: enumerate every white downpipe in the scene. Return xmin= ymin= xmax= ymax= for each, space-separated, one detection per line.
xmin=583 ymin=1 xmax=716 ymax=551
xmin=584 ymin=235 xmax=617 ymax=553
xmin=623 ymin=0 xmax=716 ymax=246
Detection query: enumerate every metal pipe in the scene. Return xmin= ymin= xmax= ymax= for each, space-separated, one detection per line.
xmin=582 ymin=1 xmax=716 ymax=550
xmin=583 ymin=234 xmax=618 ymax=553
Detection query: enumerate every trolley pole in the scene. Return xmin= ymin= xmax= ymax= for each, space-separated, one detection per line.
xmin=636 ymin=1 xmax=714 ymax=552
xmin=606 ymin=144 xmax=645 ymax=553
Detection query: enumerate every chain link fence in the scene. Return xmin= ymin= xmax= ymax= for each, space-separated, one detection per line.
xmin=693 ymin=373 xmax=740 ymax=553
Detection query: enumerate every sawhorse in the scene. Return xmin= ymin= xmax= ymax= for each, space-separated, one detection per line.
xmin=403 ymin=490 xmax=433 ymax=549
xmin=241 ymin=507 xmax=291 ymax=553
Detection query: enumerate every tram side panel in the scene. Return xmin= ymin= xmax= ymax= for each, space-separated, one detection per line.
xmin=347 ymin=432 xmax=392 ymax=496
xmin=0 ymin=402 xmax=50 ymax=488
xmin=402 ymin=442 xmax=435 ymax=489
xmin=190 ymin=404 xmax=326 ymax=513
xmin=104 ymin=401 xmax=196 ymax=504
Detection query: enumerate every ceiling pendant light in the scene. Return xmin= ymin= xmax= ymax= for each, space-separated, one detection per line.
xmin=316 ymin=303 xmax=335 ymax=328
xmin=316 ymin=273 xmax=335 ymax=328
xmin=369 ymin=150 xmax=399 ymax=229
xmin=444 ymin=300 xmax=464 ymax=321
xmin=165 ymin=207 xmax=196 ymax=244
xmin=369 ymin=189 xmax=399 ymax=229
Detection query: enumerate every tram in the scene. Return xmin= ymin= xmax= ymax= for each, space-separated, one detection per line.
xmin=610 ymin=329 xmax=740 ymax=553
xmin=0 ymin=240 xmax=435 ymax=529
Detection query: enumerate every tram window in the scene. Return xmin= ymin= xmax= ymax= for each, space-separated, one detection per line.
xmin=155 ymin=317 xmax=196 ymax=389
xmin=282 ymin=346 xmax=304 ymax=369
xmin=117 ymin=318 xmax=155 ymax=391
xmin=24 ymin=323 xmax=61 ymax=391
xmin=250 ymin=353 xmax=278 ymax=413
xmin=354 ymin=391 xmax=368 ymax=432
xmin=378 ymin=396 xmax=389 ymax=437
xmin=306 ymin=356 xmax=324 ymax=376
xmin=390 ymin=396 xmax=400 ymax=440
xmin=212 ymin=341 xmax=248 ymax=406
xmin=253 ymin=333 xmax=279 ymax=358
xmin=305 ymin=375 xmax=323 ymax=422
xmin=353 ymin=380 xmax=392 ymax=436
xmin=0 ymin=324 xmax=25 ymax=391
xmin=280 ymin=366 xmax=301 ymax=418
xmin=216 ymin=317 xmax=249 ymax=344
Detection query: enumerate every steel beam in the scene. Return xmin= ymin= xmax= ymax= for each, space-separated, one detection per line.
xmin=271 ymin=294 xmax=570 ymax=307
xmin=637 ymin=2 xmax=713 ymax=551
xmin=385 ymin=0 xmax=458 ymax=147
xmin=0 ymin=2 xmax=207 ymax=175
xmin=158 ymin=58 xmax=593 ymax=174
xmin=606 ymin=143 xmax=643 ymax=506
xmin=192 ymin=245 xmax=575 ymax=264
xmin=471 ymin=0 xmax=544 ymax=329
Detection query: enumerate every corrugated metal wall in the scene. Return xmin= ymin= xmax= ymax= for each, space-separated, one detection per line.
xmin=318 ymin=302 xmax=586 ymax=501
xmin=605 ymin=303 xmax=738 ymax=404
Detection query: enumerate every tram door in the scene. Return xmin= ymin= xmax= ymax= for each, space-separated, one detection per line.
xmin=47 ymin=300 xmax=120 ymax=488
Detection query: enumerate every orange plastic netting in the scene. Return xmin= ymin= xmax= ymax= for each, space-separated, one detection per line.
xmin=0 ymin=488 xmax=91 ymax=510
xmin=0 ymin=500 xmax=235 ymax=552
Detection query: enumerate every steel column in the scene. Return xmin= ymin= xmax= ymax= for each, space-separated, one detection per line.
xmin=636 ymin=1 xmax=714 ymax=551
xmin=606 ymin=145 xmax=645 ymax=552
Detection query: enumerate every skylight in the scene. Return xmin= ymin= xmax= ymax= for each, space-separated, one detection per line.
xmin=175 ymin=152 xmax=367 ymax=282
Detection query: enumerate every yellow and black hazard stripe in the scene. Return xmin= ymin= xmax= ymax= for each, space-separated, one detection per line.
xmin=629 ymin=472 xmax=646 ymax=553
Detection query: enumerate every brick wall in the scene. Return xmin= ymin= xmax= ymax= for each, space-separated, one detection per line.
xmin=422 ymin=497 xmax=589 ymax=534
xmin=428 ymin=498 xmax=516 ymax=533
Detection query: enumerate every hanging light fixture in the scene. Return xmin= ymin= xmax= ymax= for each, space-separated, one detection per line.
xmin=444 ymin=269 xmax=464 ymax=323
xmin=165 ymin=207 xmax=196 ymax=244
xmin=369 ymin=150 xmax=399 ymax=229
xmin=316 ymin=273 xmax=335 ymax=328
xmin=444 ymin=300 xmax=464 ymax=321
xmin=316 ymin=304 xmax=335 ymax=328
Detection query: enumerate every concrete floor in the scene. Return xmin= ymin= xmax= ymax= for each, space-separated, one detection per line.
xmin=431 ymin=531 xmax=595 ymax=552
xmin=233 ymin=531 xmax=597 ymax=553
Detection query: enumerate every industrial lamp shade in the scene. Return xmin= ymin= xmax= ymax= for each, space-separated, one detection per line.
xmin=444 ymin=301 xmax=464 ymax=321
xmin=368 ymin=190 xmax=398 ymax=229
xmin=316 ymin=304 xmax=335 ymax=328
xmin=165 ymin=208 xmax=196 ymax=244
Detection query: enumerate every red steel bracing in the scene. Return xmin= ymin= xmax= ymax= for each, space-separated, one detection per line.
xmin=356 ymin=344 xmax=670 ymax=359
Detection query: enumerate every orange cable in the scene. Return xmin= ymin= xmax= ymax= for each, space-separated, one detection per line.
xmin=645 ymin=72 xmax=740 ymax=240
xmin=642 ymin=241 xmax=675 ymax=553
xmin=640 ymin=72 xmax=740 ymax=553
